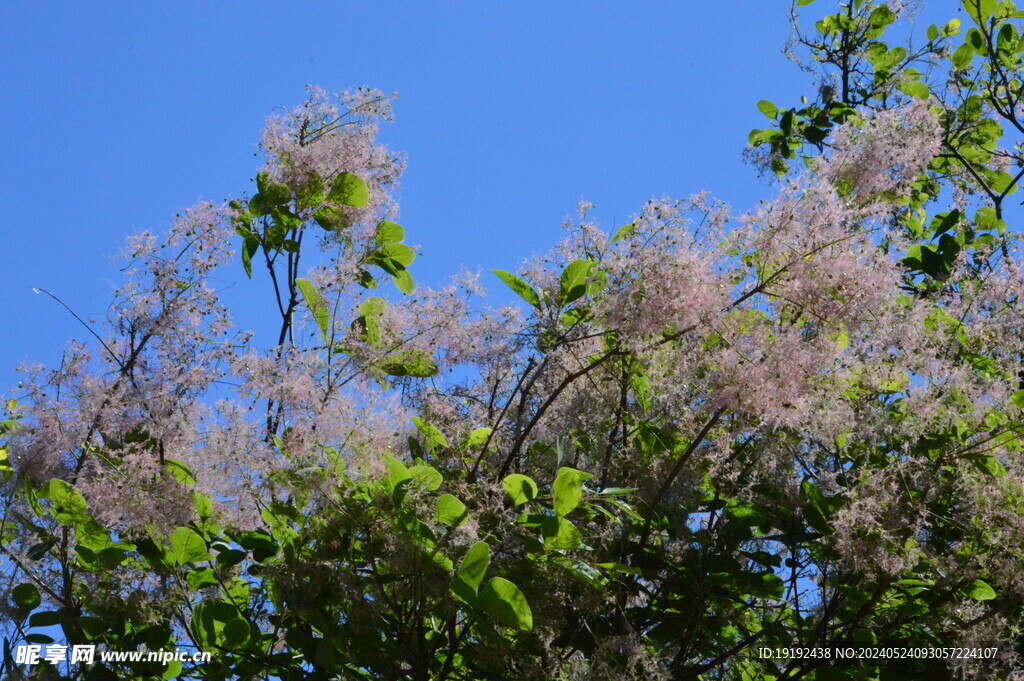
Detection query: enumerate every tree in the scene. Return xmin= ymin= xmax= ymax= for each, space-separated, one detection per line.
xmin=3 ymin=3 xmax=1024 ymax=680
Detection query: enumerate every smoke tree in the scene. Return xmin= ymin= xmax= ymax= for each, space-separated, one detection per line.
xmin=4 ymin=1 xmax=1024 ymax=679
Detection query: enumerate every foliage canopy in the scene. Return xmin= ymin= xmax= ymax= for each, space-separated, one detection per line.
xmin=5 ymin=1 xmax=1024 ymax=679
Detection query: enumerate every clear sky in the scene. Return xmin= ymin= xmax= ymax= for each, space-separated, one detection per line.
xmin=0 ymin=1 xmax=959 ymax=388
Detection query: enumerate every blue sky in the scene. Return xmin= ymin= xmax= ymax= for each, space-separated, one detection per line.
xmin=0 ymin=1 xmax=957 ymax=387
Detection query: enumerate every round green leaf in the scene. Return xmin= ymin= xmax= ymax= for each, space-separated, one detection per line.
xmin=12 ymin=583 xmax=41 ymax=610
xmin=478 ymin=577 xmax=533 ymax=631
xmin=170 ymin=527 xmax=209 ymax=565
xmin=540 ymin=516 xmax=582 ymax=551
xmin=407 ymin=465 xmax=443 ymax=491
xmin=163 ymin=458 xmax=196 ymax=486
xmin=756 ymin=100 xmax=779 ymax=119
xmin=375 ymin=219 xmax=405 ymax=244
xmin=327 ymin=171 xmax=369 ymax=208
xmin=465 ymin=427 xmax=493 ymax=450
xmin=502 ymin=474 xmax=538 ymax=506
xmin=435 ymin=494 xmax=468 ymax=526
xmin=900 ymin=81 xmax=930 ymax=100
xmin=966 ymin=579 xmax=996 ymax=600
xmin=44 ymin=479 xmax=88 ymax=525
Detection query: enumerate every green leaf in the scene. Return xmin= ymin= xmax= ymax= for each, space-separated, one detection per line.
xmin=451 ymin=542 xmax=490 ymax=604
xmin=868 ymin=5 xmax=896 ymax=27
xmin=76 ymin=518 xmax=112 ymax=552
xmin=552 ymin=467 xmax=591 ymax=516
xmin=327 ymin=171 xmax=369 ymax=208
xmin=756 ymin=100 xmax=779 ymax=119
xmin=899 ymin=81 xmax=930 ymax=100
xmin=263 ymin=182 xmax=292 ymax=206
xmin=478 ymin=577 xmax=533 ymax=631
xmin=356 ymin=269 xmax=378 ymax=289
xmin=241 ymin=237 xmax=258 ymax=278
xmin=970 ymin=454 xmax=1007 ymax=477
xmin=435 ymin=494 xmax=468 ymax=526
xmin=801 ymin=480 xmax=836 ymax=534
xmin=164 ymin=458 xmax=196 ymax=486
xmin=551 ymin=483 xmax=582 ymax=525
xmin=502 ymin=474 xmax=538 ymax=506
xmin=779 ymin=109 xmax=793 ymax=136
xmin=726 ymin=501 xmax=766 ymax=528
xmin=751 ymin=573 xmax=786 ymax=600
xmin=986 ymin=168 xmax=1019 ymax=195
xmin=248 ymin=193 xmax=268 ymax=217
xmin=187 ymin=567 xmax=219 ymax=590
xmin=379 ymin=350 xmax=439 ymax=378
xmin=594 ymin=562 xmax=642 ymax=575
xmin=930 ymin=210 xmax=962 ymax=237
xmin=382 ymin=453 xmax=412 ymax=491
xmin=612 ymin=222 xmax=636 ymax=242
xmin=313 ymin=205 xmax=346 ymax=231
xmin=256 ymin=171 xmax=271 ymax=194
xmin=963 ymin=0 xmax=996 ymax=25
xmin=392 ymin=268 xmax=415 ymax=294
xmin=803 ymin=125 xmax=827 ymax=144
xmin=953 ymin=43 xmax=974 ymax=70
xmin=170 ymin=527 xmax=209 ymax=565
xmin=742 ymin=550 xmax=782 ymax=569
xmin=559 ymin=259 xmax=593 ymax=306
xmin=966 ymin=27 xmax=988 ymax=53
xmin=1011 ymin=389 xmax=1024 ymax=408
xmin=27 ymin=538 xmax=57 ymax=561
xmin=44 ymin=479 xmax=88 ymax=525
xmin=295 ymin=278 xmax=331 ymax=344
xmin=23 ymin=634 xmax=53 ymax=645
xmin=492 ymin=270 xmax=541 ymax=309
xmin=216 ymin=548 xmax=247 ymax=569
xmin=540 ymin=516 xmax=582 ymax=550
xmin=585 ymin=268 xmax=608 ymax=296
xmin=381 ymin=242 xmax=416 ymax=267
xmin=465 ymin=427 xmax=493 ymax=450
xmin=355 ymin=297 xmax=386 ymax=346
xmin=193 ymin=491 xmax=214 ymax=518
xmin=965 ymin=579 xmax=996 ymax=600
xmin=12 ymin=583 xmax=40 ymax=610
xmin=412 ymin=417 xmax=449 ymax=448
xmin=0 ymin=446 xmax=11 ymax=477
xmin=192 ymin=601 xmax=250 ymax=649
xmin=997 ymin=21 xmax=1017 ymax=50
xmin=407 ymin=465 xmax=443 ymax=491
xmin=375 ymin=219 xmax=405 ymax=244
xmin=29 ymin=611 xmax=61 ymax=627
xmin=975 ymin=205 xmax=1006 ymax=234
xmin=265 ymin=219 xmax=287 ymax=249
